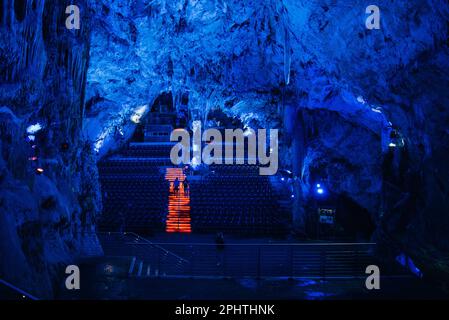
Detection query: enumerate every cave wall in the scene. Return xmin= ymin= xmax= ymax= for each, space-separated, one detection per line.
xmin=0 ymin=0 xmax=102 ymax=298
xmin=284 ymin=0 xmax=449 ymax=273
xmin=1 ymin=0 xmax=445 ymax=294
xmin=86 ymin=0 xmax=449 ymax=273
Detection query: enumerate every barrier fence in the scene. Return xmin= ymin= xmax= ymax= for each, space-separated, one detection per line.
xmin=98 ymin=233 xmax=377 ymax=280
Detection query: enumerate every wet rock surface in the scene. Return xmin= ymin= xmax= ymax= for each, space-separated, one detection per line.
xmin=0 ymin=0 xmax=101 ymax=298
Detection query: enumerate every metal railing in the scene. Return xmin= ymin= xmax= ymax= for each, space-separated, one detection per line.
xmin=147 ymin=242 xmax=376 ymax=279
xmin=98 ymin=232 xmax=190 ymax=276
xmin=0 ymin=278 xmax=39 ymax=300
xmin=98 ymin=233 xmax=377 ymax=280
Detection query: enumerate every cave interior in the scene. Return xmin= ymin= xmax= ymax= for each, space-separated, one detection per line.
xmin=1 ymin=0 xmax=449 ymax=300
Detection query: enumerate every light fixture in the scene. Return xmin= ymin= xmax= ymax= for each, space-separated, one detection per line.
xmin=130 ymin=105 xmax=149 ymax=124
xmin=61 ymin=142 xmax=69 ymax=151
xmin=389 ymin=143 xmax=397 ymax=148
xmin=36 ymin=168 xmax=44 ymax=174
xmin=104 ymin=264 xmax=114 ymax=274
xmin=243 ymin=129 xmax=254 ymax=137
xmin=315 ymin=182 xmax=326 ymax=196
xmin=357 ymin=96 xmax=366 ymax=104
xmin=26 ymin=123 xmax=43 ymax=134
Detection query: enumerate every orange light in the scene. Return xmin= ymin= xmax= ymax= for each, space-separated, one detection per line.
xmin=165 ymin=168 xmax=191 ymax=233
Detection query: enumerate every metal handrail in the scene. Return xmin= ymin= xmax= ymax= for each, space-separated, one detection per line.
xmin=124 ymin=232 xmax=190 ymax=263
xmin=111 ymin=241 xmax=378 ymax=279
xmin=132 ymin=242 xmax=376 ymax=247
xmin=94 ymin=231 xmax=381 ymax=279
xmin=0 ymin=278 xmax=39 ymax=300
xmin=96 ymin=231 xmax=189 ymax=263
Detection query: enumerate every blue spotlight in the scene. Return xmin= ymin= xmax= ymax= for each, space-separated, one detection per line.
xmin=315 ymin=183 xmax=326 ymax=196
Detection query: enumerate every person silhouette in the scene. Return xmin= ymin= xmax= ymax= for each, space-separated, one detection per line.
xmin=215 ymin=232 xmax=225 ymax=267
xmin=173 ymin=177 xmax=180 ymax=194
xmin=183 ymin=177 xmax=189 ymax=195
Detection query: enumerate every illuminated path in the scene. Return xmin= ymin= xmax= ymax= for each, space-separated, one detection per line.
xmin=165 ymin=168 xmax=191 ymax=233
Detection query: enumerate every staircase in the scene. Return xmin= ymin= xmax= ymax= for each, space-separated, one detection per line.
xmin=165 ymin=168 xmax=191 ymax=233
xmin=98 ymin=232 xmax=190 ymax=277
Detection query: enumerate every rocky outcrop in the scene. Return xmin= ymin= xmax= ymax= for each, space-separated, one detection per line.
xmin=0 ymin=0 xmax=102 ymax=298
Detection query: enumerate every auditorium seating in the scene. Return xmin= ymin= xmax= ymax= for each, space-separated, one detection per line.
xmin=122 ymin=143 xmax=175 ymax=158
xmin=144 ymin=125 xmax=173 ymax=142
xmin=209 ymin=164 xmax=260 ymax=176
xmin=98 ymin=141 xmax=291 ymax=235
xmin=189 ymin=174 xmax=289 ymax=235
xmin=98 ymin=152 xmax=169 ymax=233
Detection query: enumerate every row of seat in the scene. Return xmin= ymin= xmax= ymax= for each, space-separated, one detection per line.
xmin=209 ymin=165 xmax=261 ymax=175
xmin=121 ymin=144 xmax=175 ymax=158
xmin=98 ymin=158 xmax=168 ymax=230
xmin=121 ymin=150 xmax=172 ymax=158
xmin=205 ymin=176 xmax=270 ymax=182
xmin=190 ymin=184 xmax=273 ymax=195
xmin=102 ymin=182 xmax=168 ymax=189
xmin=101 ymin=158 xmax=173 ymax=166
xmin=187 ymin=166 xmax=288 ymax=234
xmin=99 ymin=167 xmax=163 ymax=175
xmin=98 ymin=141 xmax=291 ymax=234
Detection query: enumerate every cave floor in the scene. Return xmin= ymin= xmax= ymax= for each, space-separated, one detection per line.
xmin=60 ymin=271 xmax=445 ymax=300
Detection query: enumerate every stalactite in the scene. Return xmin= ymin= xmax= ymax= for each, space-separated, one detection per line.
xmin=283 ymin=29 xmax=291 ymax=85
